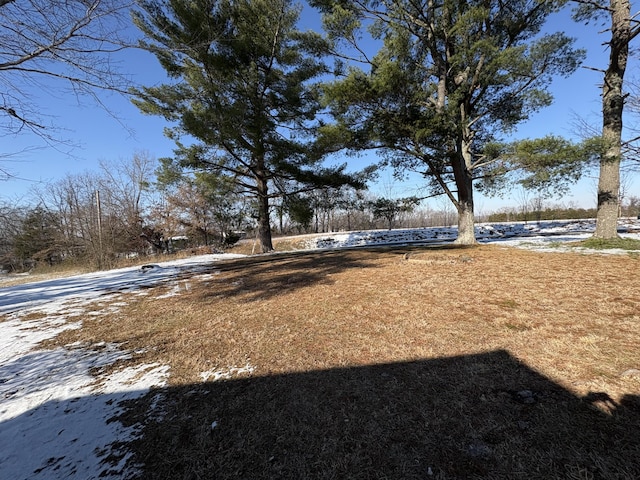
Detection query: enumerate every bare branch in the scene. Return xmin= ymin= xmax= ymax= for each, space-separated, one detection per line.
xmin=0 ymin=0 xmax=135 ymax=144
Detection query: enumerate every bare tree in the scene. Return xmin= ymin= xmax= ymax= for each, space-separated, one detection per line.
xmin=624 ymin=195 xmax=640 ymax=216
xmin=531 ymin=195 xmax=546 ymax=224
xmin=620 ymin=75 xmax=640 ymax=171
xmin=31 ymin=152 xmax=156 ymax=267
xmin=144 ymin=196 xmax=183 ymax=252
xmin=97 ymin=151 xmax=155 ymax=251
xmin=0 ymin=0 xmax=133 ymax=176
xmin=33 ymin=171 xmax=102 ymax=263
xmin=516 ymin=187 xmax=532 ymax=224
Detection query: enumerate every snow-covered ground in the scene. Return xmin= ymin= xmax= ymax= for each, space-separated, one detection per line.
xmin=1 ymin=219 xmax=638 ymax=479
xmin=0 ymin=254 xmax=244 ymax=480
xmin=303 ymin=217 xmax=640 ymax=252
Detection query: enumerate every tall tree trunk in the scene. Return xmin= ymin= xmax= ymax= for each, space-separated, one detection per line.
xmin=256 ymin=171 xmax=273 ymax=253
xmin=452 ymin=116 xmax=477 ymax=245
xmin=450 ymin=152 xmax=476 ymax=245
xmin=595 ymin=0 xmax=630 ymax=239
xmin=454 ymin=177 xmax=476 ymax=245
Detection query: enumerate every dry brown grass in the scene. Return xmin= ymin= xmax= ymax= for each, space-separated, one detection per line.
xmin=34 ymin=245 xmax=640 ymax=479
xmin=0 ymin=268 xmax=90 ymax=287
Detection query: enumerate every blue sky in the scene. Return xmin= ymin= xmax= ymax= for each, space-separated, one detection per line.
xmin=1 ymin=2 xmax=637 ymax=212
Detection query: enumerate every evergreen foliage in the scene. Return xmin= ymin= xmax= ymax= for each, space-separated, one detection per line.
xmin=155 ymin=166 xmax=249 ymax=246
xmin=13 ymin=207 xmax=59 ymax=266
xmin=132 ymin=0 xmax=360 ymax=252
xmin=313 ymin=0 xmax=586 ymax=243
xmin=285 ymin=194 xmax=315 ymax=232
xmin=368 ymin=196 xmax=420 ymax=230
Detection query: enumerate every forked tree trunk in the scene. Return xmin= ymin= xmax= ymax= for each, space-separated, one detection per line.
xmin=594 ymin=0 xmax=630 ymax=239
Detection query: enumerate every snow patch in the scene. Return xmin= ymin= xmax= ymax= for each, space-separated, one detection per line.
xmin=0 ymin=253 xmax=242 ymax=479
xmin=200 ymin=363 xmax=256 ymax=382
xmin=1 ymin=225 xmax=638 ymax=479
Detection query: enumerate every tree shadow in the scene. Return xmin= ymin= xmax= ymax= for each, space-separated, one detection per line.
xmin=188 ymin=244 xmax=481 ymax=303
xmin=191 ymin=248 xmax=384 ymax=302
xmin=122 ymin=349 xmax=640 ymax=479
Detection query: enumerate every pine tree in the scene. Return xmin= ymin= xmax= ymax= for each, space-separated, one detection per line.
xmin=132 ymin=0 xmax=358 ymax=252
xmin=13 ymin=207 xmax=59 ymax=266
xmin=314 ymin=0 xmax=584 ymax=243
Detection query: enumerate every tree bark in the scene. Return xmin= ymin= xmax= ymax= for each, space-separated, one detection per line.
xmin=451 ymin=154 xmax=477 ymax=245
xmin=456 ymin=199 xmax=476 ymax=244
xmin=453 ymin=172 xmax=476 ymax=245
xmin=453 ymin=108 xmax=477 ymax=245
xmin=594 ymin=0 xmax=629 ymax=239
xmin=256 ymin=172 xmax=274 ymax=253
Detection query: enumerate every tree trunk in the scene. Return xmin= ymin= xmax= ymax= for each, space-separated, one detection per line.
xmin=256 ymin=173 xmax=274 ymax=253
xmin=455 ymin=190 xmax=476 ymax=245
xmin=595 ymin=158 xmax=621 ymax=238
xmin=594 ymin=0 xmax=629 ymax=239
xmin=452 ymin=120 xmax=477 ymax=245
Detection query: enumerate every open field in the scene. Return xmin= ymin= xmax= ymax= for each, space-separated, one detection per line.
xmin=3 ymin=217 xmax=639 ymax=288
xmin=6 ymin=243 xmax=638 ymax=479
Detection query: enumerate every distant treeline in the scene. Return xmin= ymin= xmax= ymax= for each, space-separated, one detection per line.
xmin=485 ymin=204 xmax=639 ymax=223
xmin=2 ymin=159 xmax=638 ymax=273
xmin=486 ymin=207 xmax=598 ymax=223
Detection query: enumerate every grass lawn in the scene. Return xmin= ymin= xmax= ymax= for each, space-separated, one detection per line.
xmin=43 ymin=244 xmax=640 ymax=479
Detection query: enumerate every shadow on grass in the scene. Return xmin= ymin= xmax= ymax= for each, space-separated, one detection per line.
xmin=190 ymin=248 xmax=383 ymax=302
xmin=192 ymin=245 xmax=478 ymax=303
xmin=122 ymin=349 xmax=639 ymax=479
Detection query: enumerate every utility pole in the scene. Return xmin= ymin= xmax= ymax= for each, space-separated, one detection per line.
xmin=96 ymin=190 xmax=103 ymax=268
